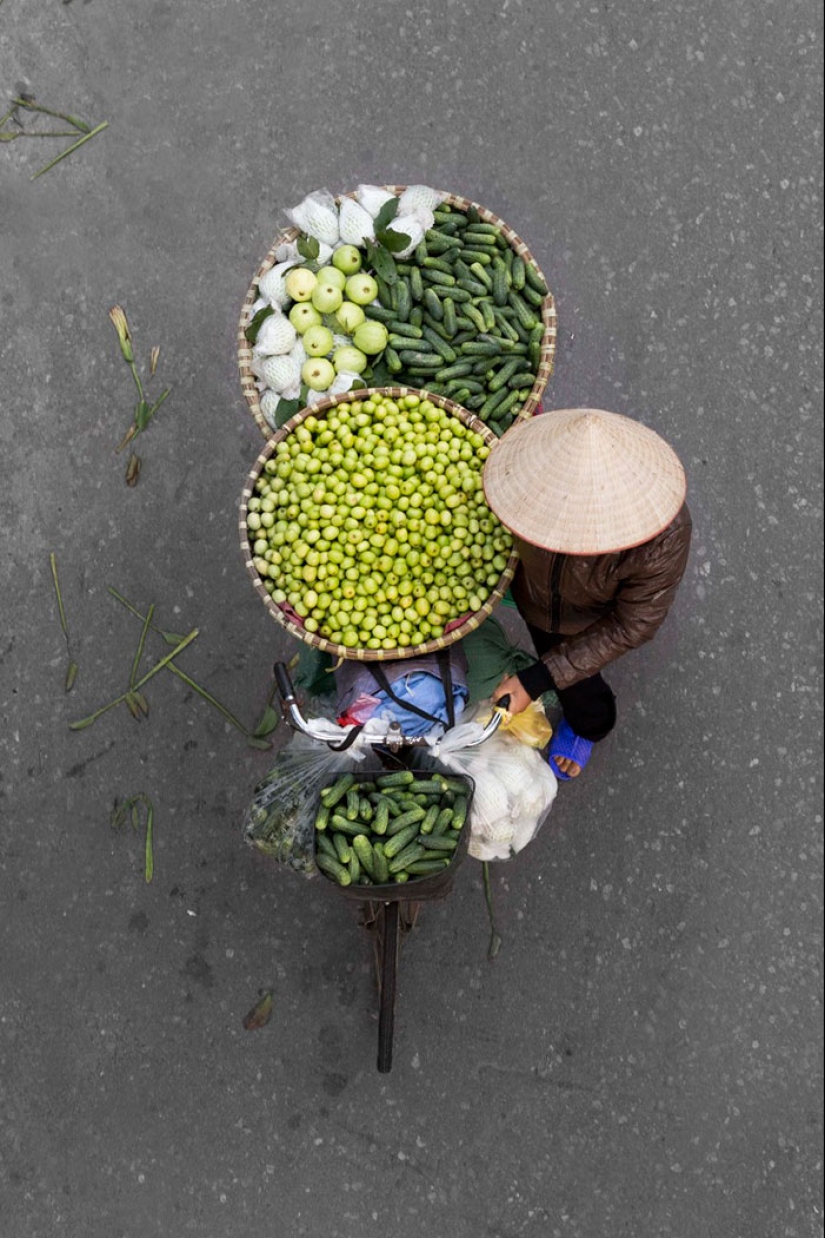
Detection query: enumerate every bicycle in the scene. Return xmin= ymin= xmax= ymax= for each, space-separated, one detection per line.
xmin=273 ymin=660 xmax=508 ymax=1074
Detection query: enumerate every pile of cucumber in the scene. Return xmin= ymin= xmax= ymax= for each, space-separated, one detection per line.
xmin=314 ymin=769 xmax=470 ymax=887
xmin=364 ymin=204 xmax=550 ymax=435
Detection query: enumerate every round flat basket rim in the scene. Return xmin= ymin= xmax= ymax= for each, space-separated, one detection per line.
xmin=237 ymin=185 xmax=558 ymax=440
xmin=238 ymin=387 xmax=519 ymax=663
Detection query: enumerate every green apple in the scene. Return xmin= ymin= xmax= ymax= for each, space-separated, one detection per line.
xmin=333 ymin=345 xmax=368 ymax=375
xmin=353 ymin=320 xmax=389 ymax=355
xmin=345 ymin=273 xmax=379 ymax=306
xmin=335 ymin=300 xmax=366 ymax=333
xmin=316 ymin=265 xmax=347 ymax=291
xmin=303 ymin=324 xmax=335 ymax=357
xmin=284 ymin=267 xmax=317 ymax=302
xmin=311 ymin=282 xmax=344 ymax=314
xmin=301 ymin=358 xmax=335 ymax=391
xmin=288 ymin=302 xmax=322 ymax=334
xmin=332 ymin=245 xmax=363 ymax=275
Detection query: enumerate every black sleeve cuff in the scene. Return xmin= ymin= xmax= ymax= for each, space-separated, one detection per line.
xmin=516 ymin=660 xmax=556 ymax=700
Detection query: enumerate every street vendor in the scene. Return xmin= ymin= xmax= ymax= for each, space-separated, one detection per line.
xmin=483 ymin=408 xmax=692 ymax=781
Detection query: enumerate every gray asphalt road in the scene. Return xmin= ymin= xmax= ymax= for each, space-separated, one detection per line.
xmin=1 ymin=2 xmax=822 ymax=1236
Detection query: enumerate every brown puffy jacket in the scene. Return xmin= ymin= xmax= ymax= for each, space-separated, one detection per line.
xmin=510 ymin=503 xmax=693 ymax=689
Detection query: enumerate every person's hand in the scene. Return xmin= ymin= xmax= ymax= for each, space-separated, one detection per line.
xmin=492 ymin=675 xmax=531 ymax=715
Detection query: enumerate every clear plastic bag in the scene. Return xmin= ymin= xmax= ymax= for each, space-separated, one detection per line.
xmin=421 ymin=701 xmax=558 ymax=861
xmin=242 ymin=710 xmax=371 ymax=877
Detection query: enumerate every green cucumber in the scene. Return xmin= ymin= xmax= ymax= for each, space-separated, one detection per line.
xmin=521 ymin=283 xmax=546 ymax=307
xmin=363 ymin=303 xmax=396 ymax=323
xmin=398 ymin=351 xmax=443 ymax=370
xmin=320 ymin=773 xmax=355 ymax=808
xmin=450 ymin=797 xmax=469 ymax=830
xmin=316 ymin=832 xmax=338 ymax=860
xmin=348 ymin=850 xmax=361 ymax=883
xmin=386 ymin=808 xmax=426 ymax=834
xmin=372 ymin=841 xmax=390 ymax=884
xmin=423 ymin=288 xmax=443 ymax=320
xmin=345 ymin=788 xmax=360 ymax=820
xmin=385 ymin=345 xmax=403 ymax=374
xmin=463 ymin=230 xmax=498 ymax=248
xmin=442 ymin=297 xmax=458 ymax=337
xmin=422 ymin=255 xmax=455 ymax=274
xmin=372 ymin=799 xmax=390 ymax=835
xmin=478 ymin=299 xmax=497 ymax=332
xmin=316 ymin=853 xmax=351 ymax=886
xmin=434 ymin=360 xmax=475 ymax=381
xmin=405 ymin=858 xmax=451 ymax=875
xmin=383 ymin=823 xmax=422 ymax=858
xmin=352 ymin=834 xmax=377 ymax=880
xmin=511 ymin=255 xmax=526 ymax=290
xmin=395 ymin=278 xmax=412 ymax=322
xmin=420 ymin=327 xmax=457 ymax=363
xmin=418 ymin=833 xmax=458 ymax=851
xmin=491 ymin=262 xmax=509 ymax=307
xmin=470 ymin=262 xmax=493 ymax=289
xmin=487 ymin=357 xmax=524 ymax=392
xmin=524 ymin=262 xmax=548 ymax=295
xmin=388 ymin=843 xmax=427 ymax=874
xmin=508 ymin=289 xmax=539 ymax=330
xmin=507 ymin=370 xmax=538 ymax=390
xmin=459 ymin=248 xmax=493 ymax=265
xmin=422 ymin=268 xmax=456 ymax=288
xmin=409 ymin=266 xmax=424 ymax=302
xmin=432 ymin=807 xmax=455 ymax=835
xmin=386 ymin=319 xmax=423 ymax=338
xmin=332 ymin=831 xmax=352 ymax=864
xmin=314 ymin=803 xmax=330 ymax=832
xmin=329 ymin=814 xmax=370 ymax=837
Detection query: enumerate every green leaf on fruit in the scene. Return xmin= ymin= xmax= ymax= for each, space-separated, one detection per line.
xmin=376 ymin=228 xmax=411 ymax=254
xmin=245 ymin=304 xmax=275 ymax=343
xmin=274 ymin=397 xmax=301 ymax=427
xmin=373 ymin=197 xmax=400 ymax=233
xmin=297 ymin=235 xmax=320 ymax=260
xmin=365 ymin=240 xmax=397 ymax=285
xmin=370 ymin=358 xmax=392 ymax=387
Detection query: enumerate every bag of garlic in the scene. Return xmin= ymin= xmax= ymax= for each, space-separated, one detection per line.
xmin=420 ymin=703 xmax=558 ymax=861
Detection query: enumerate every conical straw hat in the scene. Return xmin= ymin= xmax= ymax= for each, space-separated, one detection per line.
xmin=483 ymin=409 xmax=687 ymax=554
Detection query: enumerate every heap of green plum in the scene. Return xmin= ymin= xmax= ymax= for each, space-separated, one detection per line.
xmin=245 ymin=392 xmax=513 ymax=651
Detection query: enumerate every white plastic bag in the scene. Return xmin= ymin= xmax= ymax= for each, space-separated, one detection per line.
xmin=424 ymin=701 xmax=557 ymax=861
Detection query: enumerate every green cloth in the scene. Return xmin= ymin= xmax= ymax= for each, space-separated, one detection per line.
xmin=287 ymin=616 xmax=557 ymax=711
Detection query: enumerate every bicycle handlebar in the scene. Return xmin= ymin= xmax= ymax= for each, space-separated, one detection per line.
xmin=272 ymin=661 xmax=509 ymax=752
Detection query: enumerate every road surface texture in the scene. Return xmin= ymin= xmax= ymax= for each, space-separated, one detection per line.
xmin=1 ymin=2 xmax=822 ymax=1236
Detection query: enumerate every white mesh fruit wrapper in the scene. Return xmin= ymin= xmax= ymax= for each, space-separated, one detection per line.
xmin=258 ymin=353 xmax=302 ymax=394
xmin=338 ymin=197 xmax=375 ymax=246
xmin=259 ymin=390 xmax=282 ymax=429
xmin=285 ymin=189 xmax=340 ymax=248
xmin=398 ymin=184 xmax=448 ymax=217
xmin=253 ymin=312 xmax=298 ymax=356
xmin=258 ymin=259 xmax=300 ymax=307
xmin=355 ymin=184 xmax=397 ymax=218
xmin=384 ymin=214 xmax=425 ymax=259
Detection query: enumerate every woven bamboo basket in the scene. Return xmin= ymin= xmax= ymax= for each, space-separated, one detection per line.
xmin=239 ymin=387 xmax=519 ymax=663
xmin=237 ymin=186 xmax=557 ymax=440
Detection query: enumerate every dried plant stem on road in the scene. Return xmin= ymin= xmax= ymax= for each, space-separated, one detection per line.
xmin=69 ymin=629 xmax=198 ymax=730
xmin=49 ymin=552 xmax=78 ymax=691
